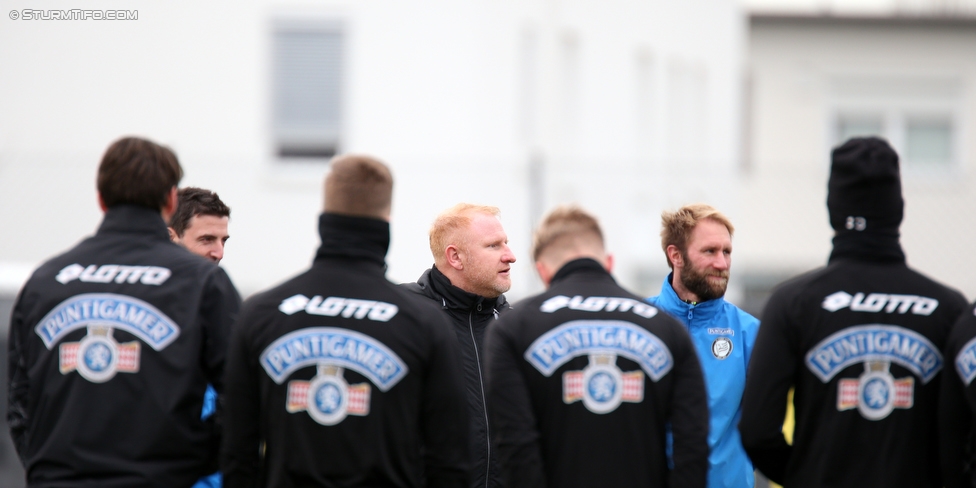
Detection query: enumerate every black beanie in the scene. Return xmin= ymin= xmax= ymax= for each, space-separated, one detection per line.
xmin=827 ymin=137 xmax=903 ymax=234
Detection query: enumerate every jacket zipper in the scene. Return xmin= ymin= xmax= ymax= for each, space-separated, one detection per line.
xmin=469 ymin=307 xmax=491 ymax=488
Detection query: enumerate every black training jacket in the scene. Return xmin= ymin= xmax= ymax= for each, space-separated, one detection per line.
xmin=402 ymin=266 xmax=508 ymax=488
xmin=7 ymin=205 xmax=242 ymax=488
xmin=739 ymin=235 xmax=967 ymax=488
xmin=939 ymin=300 xmax=976 ymax=488
xmin=484 ymin=258 xmax=709 ymax=488
xmin=221 ymin=214 xmax=470 ymax=488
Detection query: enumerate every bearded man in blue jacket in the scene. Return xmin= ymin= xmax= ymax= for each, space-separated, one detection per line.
xmin=646 ymin=203 xmax=759 ymax=488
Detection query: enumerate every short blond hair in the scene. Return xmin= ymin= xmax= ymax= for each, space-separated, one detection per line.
xmin=660 ymin=203 xmax=734 ymax=269
xmin=429 ymin=203 xmax=501 ymax=266
xmin=324 ymin=154 xmax=393 ymax=218
xmin=532 ymin=205 xmax=604 ymax=262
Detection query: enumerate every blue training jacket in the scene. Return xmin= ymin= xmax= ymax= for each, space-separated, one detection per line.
xmin=648 ymin=275 xmax=759 ymax=488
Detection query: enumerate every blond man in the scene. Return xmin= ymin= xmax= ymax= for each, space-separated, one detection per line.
xmin=645 ymin=203 xmax=759 ymax=488
xmin=403 ymin=203 xmax=516 ymax=488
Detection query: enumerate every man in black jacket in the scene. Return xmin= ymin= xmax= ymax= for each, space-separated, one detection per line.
xmin=940 ymin=299 xmax=976 ymax=488
xmin=484 ymin=205 xmax=709 ymax=488
xmin=739 ymin=137 xmax=968 ymax=488
xmin=221 ymin=155 xmax=470 ymax=488
xmin=7 ymin=136 xmax=242 ymax=487
xmin=403 ymin=203 xmax=516 ymax=488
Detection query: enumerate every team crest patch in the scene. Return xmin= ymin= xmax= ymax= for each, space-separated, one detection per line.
xmin=837 ymin=361 xmax=914 ymax=420
xmin=525 ymin=320 xmax=673 ymax=381
xmin=34 ymin=294 xmax=178 ymax=384
xmin=562 ymin=354 xmax=643 ymax=414
xmin=286 ymin=364 xmax=371 ymax=426
xmin=59 ymin=326 xmax=140 ymax=383
xmin=711 ymin=337 xmax=733 ymax=359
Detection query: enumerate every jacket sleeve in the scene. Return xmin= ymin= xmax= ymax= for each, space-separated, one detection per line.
xmin=422 ymin=313 xmax=472 ymax=488
xmin=200 ymin=268 xmax=242 ymax=394
xmin=7 ymin=289 xmax=30 ymax=465
xmin=738 ymin=289 xmax=796 ymax=485
xmin=667 ymin=326 xmax=710 ymax=488
xmin=484 ymin=315 xmax=547 ymax=488
xmin=220 ymin=302 xmax=262 ymax=488
xmin=940 ymin=304 xmax=976 ymax=488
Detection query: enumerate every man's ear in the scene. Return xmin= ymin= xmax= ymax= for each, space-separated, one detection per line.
xmin=97 ymin=192 xmax=108 ymax=212
xmin=168 ymin=227 xmax=180 ymax=243
xmin=603 ymin=253 xmax=614 ymax=274
xmin=161 ymin=186 xmax=178 ymax=223
xmin=666 ymin=245 xmax=683 ymax=269
xmin=535 ymin=260 xmax=554 ymax=288
xmin=445 ymin=245 xmax=464 ymax=271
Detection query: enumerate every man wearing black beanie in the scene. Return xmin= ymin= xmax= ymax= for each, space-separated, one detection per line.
xmin=738 ymin=137 xmax=967 ymax=488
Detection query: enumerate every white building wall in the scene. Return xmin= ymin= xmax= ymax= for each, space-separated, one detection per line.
xmin=740 ymin=13 xmax=976 ymax=298
xmin=0 ymin=0 xmax=744 ymax=302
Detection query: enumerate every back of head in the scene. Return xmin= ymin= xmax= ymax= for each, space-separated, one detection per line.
xmin=827 ymin=137 xmax=903 ymax=235
xmin=660 ymin=203 xmax=734 ymax=269
xmin=428 ymin=203 xmax=501 ymax=268
xmin=170 ymin=187 xmax=231 ymax=237
xmin=324 ymin=154 xmax=393 ymax=219
xmin=97 ymin=136 xmax=183 ymax=210
xmin=532 ymin=205 xmax=605 ymax=266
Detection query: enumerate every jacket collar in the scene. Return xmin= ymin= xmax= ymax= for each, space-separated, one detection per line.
xmin=97 ymin=204 xmax=171 ymax=240
xmin=550 ymin=257 xmax=615 ymax=285
xmin=655 ymin=273 xmax=723 ymax=323
xmin=314 ymin=213 xmax=389 ymax=269
xmin=828 ymin=230 xmax=906 ymax=265
xmin=416 ymin=266 xmax=505 ymax=313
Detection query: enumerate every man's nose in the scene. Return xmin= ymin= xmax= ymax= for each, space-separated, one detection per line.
xmin=714 ymin=254 xmax=730 ymax=270
xmin=502 ymin=245 xmax=516 ymax=263
xmin=211 ymin=243 xmax=224 ymax=262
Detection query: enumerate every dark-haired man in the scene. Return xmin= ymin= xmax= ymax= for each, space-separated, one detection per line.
xmin=7 ymin=136 xmax=242 ymax=487
xmin=221 ymin=154 xmax=470 ymax=487
xmin=739 ymin=137 xmax=967 ymax=487
xmin=169 ymin=187 xmax=231 ymax=264
xmin=485 ymin=205 xmax=709 ymax=488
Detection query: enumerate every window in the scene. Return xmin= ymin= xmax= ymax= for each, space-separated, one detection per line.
xmin=836 ymin=113 xmax=883 ymax=143
xmin=830 ymin=77 xmax=961 ymax=170
xmin=272 ymin=22 xmax=344 ymax=159
xmin=905 ymin=116 xmax=953 ymax=165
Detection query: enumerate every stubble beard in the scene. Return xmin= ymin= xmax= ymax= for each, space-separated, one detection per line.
xmin=469 ymin=264 xmax=511 ymax=299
